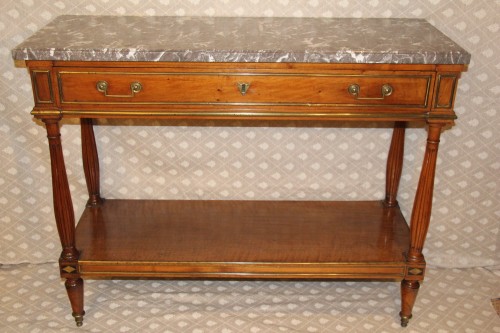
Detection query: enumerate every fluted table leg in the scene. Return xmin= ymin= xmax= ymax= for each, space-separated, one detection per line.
xmin=400 ymin=122 xmax=444 ymax=326
xmin=43 ymin=118 xmax=85 ymax=326
xmin=385 ymin=121 xmax=406 ymax=207
xmin=81 ymin=118 xmax=103 ymax=207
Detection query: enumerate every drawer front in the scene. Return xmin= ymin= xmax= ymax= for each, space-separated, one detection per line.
xmin=57 ymin=70 xmax=432 ymax=108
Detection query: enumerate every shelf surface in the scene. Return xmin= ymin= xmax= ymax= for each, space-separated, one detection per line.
xmin=75 ymin=200 xmax=409 ymax=279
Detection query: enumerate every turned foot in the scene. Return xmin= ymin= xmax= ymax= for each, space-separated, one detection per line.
xmin=399 ymin=313 xmax=412 ymax=327
xmin=400 ymin=279 xmax=420 ymax=327
xmin=73 ymin=311 xmax=86 ymax=327
xmin=65 ymin=278 xmax=85 ymax=327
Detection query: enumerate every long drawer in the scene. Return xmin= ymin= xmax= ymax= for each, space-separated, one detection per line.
xmin=56 ymin=69 xmax=433 ymax=109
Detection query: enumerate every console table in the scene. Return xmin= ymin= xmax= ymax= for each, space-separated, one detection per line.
xmin=12 ymin=16 xmax=470 ymax=327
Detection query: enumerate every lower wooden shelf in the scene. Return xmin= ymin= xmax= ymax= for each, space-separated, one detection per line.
xmin=75 ymin=199 xmax=409 ymax=280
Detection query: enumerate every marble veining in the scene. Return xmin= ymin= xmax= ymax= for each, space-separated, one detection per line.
xmin=12 ymin=15 xmax=470 ymax=64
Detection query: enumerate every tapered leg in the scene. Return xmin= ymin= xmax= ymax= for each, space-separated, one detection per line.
xmin=408 ymin=123 xmax=443 ymax=262
xmin=81 ymin=118 xmax=103 ymax=207
xmin=44 ymin=119 xmax=79 ymax=262
xmin=385 ymin=122 xmax=406 ymax=207
xmin=43 ymin=119 xmax=85 ymax=326
xmin=400 ymin=280 xmax=420 ymax=327
xmin=65 ymin=278 xmax=85 ymax=327
xmin=400 ymin=122 xmax=444 ymax=326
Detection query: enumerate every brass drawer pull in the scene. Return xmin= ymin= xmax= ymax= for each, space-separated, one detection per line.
xmin=236 ymin=82 xmax=251 ymax=95
xmin=96 ymin=80 xmax=142 ymax=97
xmin=348 ymin=83 xmax=393 ymax=100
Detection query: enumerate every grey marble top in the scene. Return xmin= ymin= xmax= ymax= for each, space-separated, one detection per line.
xmin=12 ymin=15 xmax=470 ymax=64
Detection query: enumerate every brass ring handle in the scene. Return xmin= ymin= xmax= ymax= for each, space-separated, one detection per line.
xmin=348 ymin=83 xmax=393 ymax=100
xmin=96 ymin=80 xmax=142 ymax=97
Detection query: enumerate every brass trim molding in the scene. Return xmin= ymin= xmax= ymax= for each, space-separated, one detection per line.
xmin=29 ymin=109 xmax=457 ymax=121
xmin=78 ymin=261 xmax=406 ymax=278
xmin=78 ymin=260 xmax=407 ymax=266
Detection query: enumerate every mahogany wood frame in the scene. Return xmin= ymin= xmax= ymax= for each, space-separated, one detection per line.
xmin=22 ymin=61 xmax=467 ymax=327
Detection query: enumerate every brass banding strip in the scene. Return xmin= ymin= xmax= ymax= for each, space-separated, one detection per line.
xmin=30 ymin=109 xmax=456 ymax=120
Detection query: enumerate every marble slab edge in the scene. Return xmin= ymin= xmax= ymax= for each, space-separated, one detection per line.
xmin=11 ymin=15 xmax=471 ymax=65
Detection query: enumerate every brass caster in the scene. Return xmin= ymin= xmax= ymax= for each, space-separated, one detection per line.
xmin=73 ymin=311 xmax=85 ymax=327
xmin=399 ymin=312 xmax=412 ymax=327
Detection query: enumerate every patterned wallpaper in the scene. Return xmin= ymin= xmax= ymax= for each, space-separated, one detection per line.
xmin=0 ymin=0 xmax=498 ymax=268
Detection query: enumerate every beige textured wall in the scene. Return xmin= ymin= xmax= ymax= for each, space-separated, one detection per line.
xmin=0 ymin=0 xmax=498 ymax=268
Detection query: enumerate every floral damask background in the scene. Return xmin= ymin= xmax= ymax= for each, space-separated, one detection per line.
xmin=0 ymin=0 xmax=498 ymax=270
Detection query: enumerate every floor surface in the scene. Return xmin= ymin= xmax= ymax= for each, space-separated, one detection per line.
xmin=1 ymin=263 xmax=498 ymax=332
